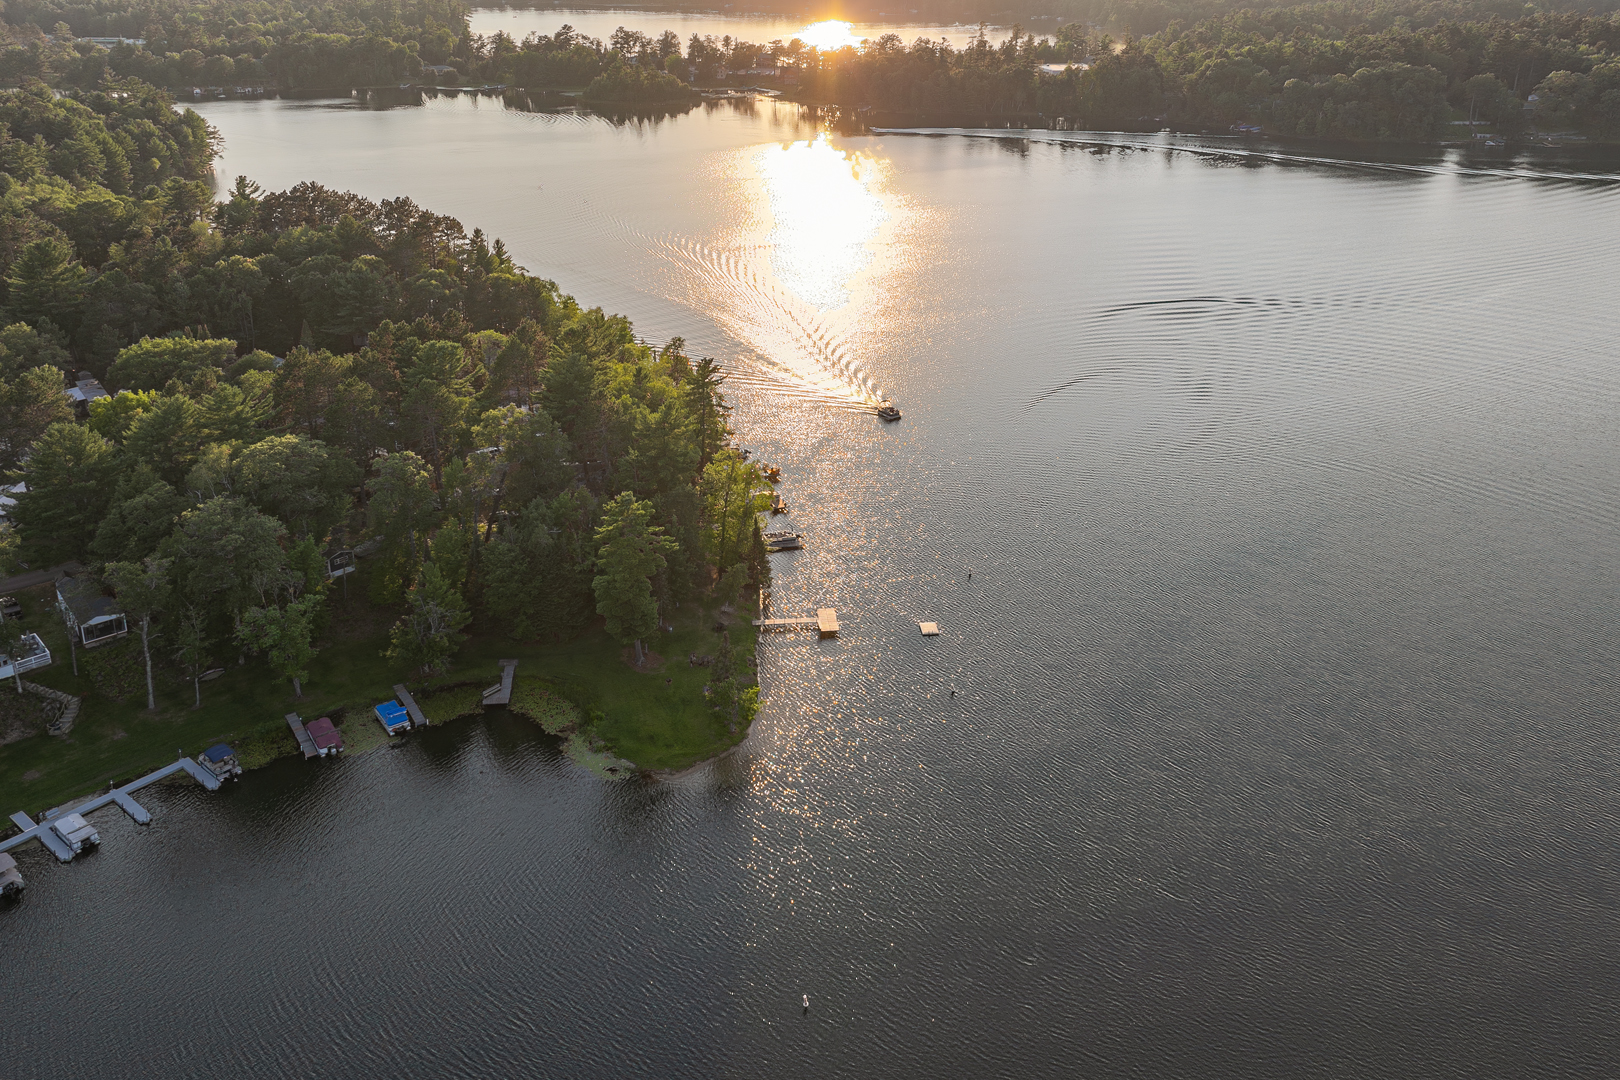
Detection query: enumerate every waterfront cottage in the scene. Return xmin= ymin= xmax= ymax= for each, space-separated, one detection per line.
xmin=56 ymin=576 xmax=128 ymax=649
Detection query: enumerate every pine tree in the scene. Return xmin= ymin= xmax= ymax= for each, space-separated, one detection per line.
xmin=592 ymin=491 xmax=677 ymax=666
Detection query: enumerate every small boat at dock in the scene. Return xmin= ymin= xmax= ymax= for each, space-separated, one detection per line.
xmin=771 ymin=492 xmax=788 ymax=515
xmin=307 ymin=717 xmax=344 ymax=756
xmin=50 ymin=812 xmax=99 ymax=855
xmin=375 ymin=700 xmax=411 ymax=735
xmin=199 ymin=743 xmax=243 ymax=781
xmin=763 ymin=530 xmax=803 ymax=551
xmin=876 ymin=400 xmax=901 ymax=421
xmin=762 ymin=465 xmax=782 ymax=483
xmin=0 ymin=852 xmax=23 ymax=896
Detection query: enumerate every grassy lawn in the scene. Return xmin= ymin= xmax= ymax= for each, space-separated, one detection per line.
xmin=458 ymin=593 xmax=757 ymax=772
xmin=0 ymin=568 xmax=757 ymax=815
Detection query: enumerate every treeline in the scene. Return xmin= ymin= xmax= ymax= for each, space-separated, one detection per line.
xmin=0 ymin=0 xmax=467 ymax=90
xmin=1052 ymin=0 xmax=1620 ymax=38
xmin=467 ymin=24 xmax=773 ymax=88
xmin=6 ymin=0 xmax=1620 ymax=137
xmin=0 ymin=82 xmax=770 ymax=725
xmin=460 ymin=6 xmax=1620 ymax=139
xmin=773 ymin=8 xmax=1620 ymax=140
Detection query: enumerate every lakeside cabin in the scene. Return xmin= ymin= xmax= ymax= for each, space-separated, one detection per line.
xmin=199 ymin=744 xmax=243 ymax=781
xmin=375 ymin=700 xmax=411 ymax=735
xmin=56 ymin=575 xmax=128 ymax=649
xmin=63 ymin=371 xmax=109 ymax=418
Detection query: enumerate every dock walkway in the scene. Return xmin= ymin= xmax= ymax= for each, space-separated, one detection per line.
xmin=482 ymin=660 xmax=518 ymax=706
xmin=7 ymin=811 xmax=72 ymax=860
xmin=286 ymin=713 xmax=319 ymax=758
xmin=753 ymin=608 xmax=840 ymax=637
xmin=1 ymin=755 xmax=220 ymax=860
xmin=394 ymin=684 xmax=427 ymax=728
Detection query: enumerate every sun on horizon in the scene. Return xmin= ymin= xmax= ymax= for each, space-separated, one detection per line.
xmin=794 ymin=19 xmax=862 ymax=50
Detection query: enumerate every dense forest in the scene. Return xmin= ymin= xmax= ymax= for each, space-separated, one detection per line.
xmin=782 ymin=7 xmax=1620 ymax=139
xmin=0 ymin=0 xmax=468 ymax=90
xmin=0 ymin=84 xmax=770 ymax=735
xmin=3 ymin=0 xmax=1619 ymax=138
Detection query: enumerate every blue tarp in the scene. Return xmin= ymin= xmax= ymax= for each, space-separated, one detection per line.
xmin=201 ymin=744 xmax=234 ymax=762
xmin=374 ymin=701 xmax=409 ymax=731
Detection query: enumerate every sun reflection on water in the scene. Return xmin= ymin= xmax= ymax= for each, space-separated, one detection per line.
xmin=756 ymin=133 xmax=889 ymax=314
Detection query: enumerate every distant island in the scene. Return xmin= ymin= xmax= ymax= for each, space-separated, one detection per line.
xmin=0 ymin=82 xmax=773 ymax=814
xmin=0 ymin=0 xmax=1613 ymax=143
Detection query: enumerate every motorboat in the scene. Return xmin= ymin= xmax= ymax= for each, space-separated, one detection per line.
xmin=0 ymin=852 xmax=23 ymax=896
xmin=876 ymin=400 xmax=901 ymax=421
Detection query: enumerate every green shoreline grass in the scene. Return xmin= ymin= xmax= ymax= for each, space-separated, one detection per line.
xmin=0 ymin=567 xmax=758 ymax=819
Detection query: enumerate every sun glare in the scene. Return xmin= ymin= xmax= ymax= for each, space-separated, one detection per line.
xmin=756 ymin=134 xmax=888 ymax=312
xmin=795 ymin=19 xmax=861 ymax=50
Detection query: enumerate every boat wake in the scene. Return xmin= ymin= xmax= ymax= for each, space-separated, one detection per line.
xmin=579 ymin=200 xmax=888 ymax=413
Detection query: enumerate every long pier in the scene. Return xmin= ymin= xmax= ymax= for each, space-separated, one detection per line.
xmin=1 ymin=755 xmax=221 ymax=861
xmin=753 ymin=608 xmax=840 ymax=637
xmin=482 ymin=660 xmax=518 ymax=706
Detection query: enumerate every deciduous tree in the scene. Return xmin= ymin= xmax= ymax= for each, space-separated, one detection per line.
xmin=104 ymin=556 xmax=173 ymax=710
xmin=237 ymin=592 xmax=322 ymax=698
xmin=385 ymin=562 xmax=470 ymax=675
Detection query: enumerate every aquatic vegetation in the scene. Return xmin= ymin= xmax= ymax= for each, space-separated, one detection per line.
xmin=416 ymin=684 xmax=483 ymax=726
xmin=507 ymin=684 xmax=581 ymax=736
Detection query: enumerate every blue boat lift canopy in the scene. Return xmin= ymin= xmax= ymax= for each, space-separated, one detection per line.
xmin=374 ymin=700 xmax=410 ymax=734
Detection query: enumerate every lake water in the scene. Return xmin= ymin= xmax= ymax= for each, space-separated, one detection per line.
xmin=6 ymin=91 xmax=1620 ymax=1078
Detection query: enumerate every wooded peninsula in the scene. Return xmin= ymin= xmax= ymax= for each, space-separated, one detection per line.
xmin=1 ymin=0 xmax=1615 ymax=807
xmin=0 ymin=81 xmax=774 ymax=810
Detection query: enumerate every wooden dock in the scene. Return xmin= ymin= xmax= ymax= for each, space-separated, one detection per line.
xmin=394 ymin=684 xmax=427 ymax=729
xmin=286 ymin=713 xmax=319 ymax=758
xmin=1 ymin=755 xmax=221 ymax=861
xmin=753 ymin=608 xmax=840 ymax=637
xmin=482 ymin=659 xmax=518 ymax=705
